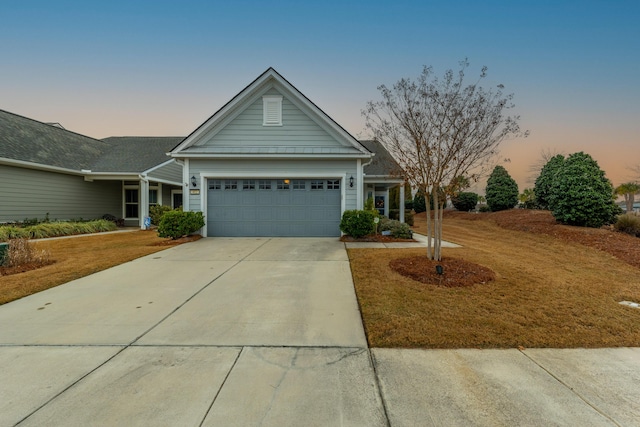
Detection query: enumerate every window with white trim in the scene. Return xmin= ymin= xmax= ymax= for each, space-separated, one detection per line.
xmin=292 ymin=180 xmax=305 ymax=190
xmin=277 ymin=179 xmax=290 ymax=190
xmin=224 ymin=180 xmax=238 ymax=190
xmin=263 ymin=95 xmax=283 ymax=126
xmin=243 ymin=180 xmax=256 ymax=190
xmin=124 ymin=188 xmax=139 ymax=218
xmin=209 ymin=180 xmax=222 ymax=190
xmin=258 ymin=180 xmax=272 ymax=190
xmin=149 ymin=188 xmax=158 ymax=206
xmin=310 ymin=180 xmax=324 ymax=190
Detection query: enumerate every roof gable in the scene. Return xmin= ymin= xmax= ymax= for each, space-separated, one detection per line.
xmin=171 ymin=68 xmax=371 ymax=158
xmin=360 ymin=139 xmax=404 ymax=178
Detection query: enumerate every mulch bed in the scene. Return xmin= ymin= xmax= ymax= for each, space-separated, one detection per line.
xmin=150 ymin=234 xmax=202 ymax=246
xmin=444 ymin=210 xmax=640 ymax=270
xmin=0 ymin=260 xmax=56 ymax=277
xmin=390 ymin=256 xmax=496 ymax=287
xmin=340 ymin=235 xmax=416 ymax=243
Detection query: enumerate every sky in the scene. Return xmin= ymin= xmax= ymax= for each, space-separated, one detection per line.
xmin=1 ymin=0 xmax=639 ymax=191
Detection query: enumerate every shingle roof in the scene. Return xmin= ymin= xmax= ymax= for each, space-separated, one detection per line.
xmin=359 ymin=139 xmax=403 ymax=177
xmin=0 ymin=109 xmax=107 ymax=170
xmin=97 ymin=137 xmax=184 ymax=172
xmin=0 ymin=109 xmax=182 ymax=173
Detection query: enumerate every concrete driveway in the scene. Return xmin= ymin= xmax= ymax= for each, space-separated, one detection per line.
xmin=1 ymin=237 xmax=638 ymax=426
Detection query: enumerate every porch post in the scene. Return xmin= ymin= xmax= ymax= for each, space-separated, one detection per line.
xmin=399 ymin=183 xmax=405 ymax=223
xmin=139 ymin=177 xmax=149 ymax=229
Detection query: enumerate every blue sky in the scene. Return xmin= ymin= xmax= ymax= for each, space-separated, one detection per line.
xmin=1 ymin=0 xmax=639 ymax=188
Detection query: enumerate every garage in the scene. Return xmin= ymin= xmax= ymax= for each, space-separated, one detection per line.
xmin=207 ymin=178 xmax=342 ymax=237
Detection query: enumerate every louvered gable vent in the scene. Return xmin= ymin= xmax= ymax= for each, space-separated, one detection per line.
xmin=263 ymin=95 xmax=283 ymax=126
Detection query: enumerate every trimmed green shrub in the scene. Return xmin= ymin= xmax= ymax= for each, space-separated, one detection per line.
xmin=388 ymin=209 xmax=415 ymax=226
xmin=379 ymin=218 xmax=412 ymax=239
xmin=548 ymin=152 xmax=620 ymax=228
xmin=339 ymin=210 xmax=375 ymax=238
xmin=149 ymin=205 xmax=173 ymax=225
xmin=452 ymin=192 xmax=479 ymax=212
xmin=614 ymin=213 xmax=640 ymax=237
xmin=534 ymin=154 xmax=565 ymax=210
xmin=479 ymin=205 xmax=491 ymax=213
xmin=157 ymin=210 xmax=205 ymax=239
xmin=0 ymin=220 xmax=116 ymax=242
xmin=485 ymin=165 xmax=519 ymax=212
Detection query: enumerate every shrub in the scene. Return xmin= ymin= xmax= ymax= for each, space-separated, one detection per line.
xmin=534 ymin=154 xmax=565 ymax=210
xmin=388 ymin=209 xmax=415 ymax=226
xmin=3 ymin=238 xmax=50 ymax=268
xmin=157 ymin=210 xmax=205 ymax=239
xmin=452 ymin=192 xmax=479 ymax=212
xmin=485 ymin=165 xmax=519 ymax=212
xmin=379 ymin=218 xmax=412 ymax=239
xmin=479 ymin=205 xmax=491 ymax=213
xmin=548 ymin=152 xmax=620 ymax=228
xmin=149 ymin=205 xmax=174 ymax=226
xmin=339 ymin=210 xmax=375 ymax=238
xmin=614 ymin=213 xmax=640 ymax=237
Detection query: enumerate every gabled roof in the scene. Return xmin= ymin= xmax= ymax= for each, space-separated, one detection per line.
xmin=98 ymin=137 xmax=183 ymax=172
xmin=170 ymin=67 xmax=371 ymax=158
xmin=0 ymin=109 xmax=107 ymax=171
xmin=360 ymin=139 xmax=404 ymax=178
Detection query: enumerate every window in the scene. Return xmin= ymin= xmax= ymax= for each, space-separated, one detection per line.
xmin=277 ymin=179 xmax=290 ymax=190
xmin=292 ymin=180 xmax=305 ymax=190
xmin=310 ymin=180 xmax=324 ymax=190
xmin=258 ymin=180 xmax=272 ymax=190
xmin=327 ymin=180 xmax=340 ymax=190
xmin=125 ymin=188 xmax=138 ymax=218
xmin=209 ymin=180 xmax=221 ymax=190
xmin=224 ymin=180 xmax=238 ymax=190
xmin=149 ymin=189 xmax=158 ymax=206
xmin=263 ymin=95 xmax=282 ymax=126
xmin=243 ymin=180 xmax=256 ymax=190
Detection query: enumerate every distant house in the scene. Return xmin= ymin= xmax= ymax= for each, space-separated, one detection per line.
xmin=1 ymin=68 xmax=406 ymax=235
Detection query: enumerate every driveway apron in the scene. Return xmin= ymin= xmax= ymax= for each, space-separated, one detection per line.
xmin=0 ymin=238 xmax=386 ymax=426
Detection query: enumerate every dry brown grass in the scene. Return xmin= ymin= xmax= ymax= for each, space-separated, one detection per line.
xmin=0 ymin=231 xmax=186 ymax=305
xmin=350 ymin=212 xmax=640 ymax=348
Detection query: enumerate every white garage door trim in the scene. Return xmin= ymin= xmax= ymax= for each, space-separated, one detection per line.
xmin=198 ymin=171 xmax=347 ymax=237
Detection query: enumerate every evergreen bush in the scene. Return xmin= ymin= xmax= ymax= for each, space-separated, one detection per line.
xmin=452 ymin=192 xmax=479 ymax=212
xmin=157 ymin=211 xmax=205 ymax=239
xmin=339 ymin=210 xmax=375 ymax=238
xmin=485 ymin=166 xmax=519 ymax=212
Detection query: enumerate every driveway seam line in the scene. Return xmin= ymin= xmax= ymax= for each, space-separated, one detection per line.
xmin=518 ymin=349 xmax=622 ymax=427
xmin=368 ymin=349 xmax=392 ymax=427
xmin=198 ymin=346 xmax=244 ymax=427
xmin=127 ymin=238 xmax=273 ymax=346
xmin=14 ymin=345 xmax=129 ymax=426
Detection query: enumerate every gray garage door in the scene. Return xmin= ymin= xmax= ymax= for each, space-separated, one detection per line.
xmin=207 ymin=179 xmax=341 ymax=237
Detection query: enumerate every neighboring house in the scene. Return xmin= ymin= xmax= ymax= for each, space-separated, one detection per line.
xmin=0 ymin=110 xmax=183 ymax=227
xmin=1 ymin=68 xmax=405 ymax=236
xmin=169 ymin=68 xmax=405 ymax=237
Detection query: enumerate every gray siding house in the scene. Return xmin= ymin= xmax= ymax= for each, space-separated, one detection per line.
xmin=170 ymin=68 xmax=405 ymax=237
xmin=0 ymin=110 xmax=183 ymax=227
xmin=1 ymin=68 xmax=405 ymax=236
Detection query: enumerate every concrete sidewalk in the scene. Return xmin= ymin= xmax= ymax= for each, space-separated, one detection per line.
xmin=1 ymin=238 xmax=638 ymax=426
xmin=345 ymin=231 xmax=462 ymax=249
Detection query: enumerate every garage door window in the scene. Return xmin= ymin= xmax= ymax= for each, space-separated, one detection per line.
xmin=259 ymin=180 xmax=272 ymax=190
xmin=209 ymin=180 xmax=222 ymax=190
xmin=293 ymin=180 xmax=305 ymax=190
xmin=311 ymin=180 xmax=324 ymax=190
xmin=327 ymin=180 xmax=340 ymax=190
xmin=277 ymin=180 xmax=290 ymax=190
xmin=225 ymin=180 xmax=238 ymax=190
xmin=243 ymin=180 xmax=256 ymax=190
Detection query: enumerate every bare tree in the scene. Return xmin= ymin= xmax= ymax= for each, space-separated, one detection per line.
xmin=628 ymin=164 xmax=640 ymax=181
xmin=527 ymin=147 xmax=564 ymax=186
xmin=364 ymin=60 xmax=526 ymax=260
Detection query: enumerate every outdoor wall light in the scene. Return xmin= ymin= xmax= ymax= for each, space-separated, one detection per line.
xmin=191 ymin=176 xmax=197 ymax=187
xmin=435 ymin=265 xmax=444 ymax=275
xmin=349 ymin=175 xmax=354 ymax=188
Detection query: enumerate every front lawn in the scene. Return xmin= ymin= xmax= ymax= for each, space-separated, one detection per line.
xmin=350 ymin=211 xmax=640 ymax=348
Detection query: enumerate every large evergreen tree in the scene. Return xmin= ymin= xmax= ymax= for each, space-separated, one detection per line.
xmin=485 ymin=165 xmax=519 ymax=212
xmin=549 ymin=152 xmax=619 ymax=227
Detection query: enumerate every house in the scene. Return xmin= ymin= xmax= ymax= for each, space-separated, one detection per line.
xmin=169 ymin=68 xmax=405 ymax=237
xmin=0 ymin=110 xmax=183 ymax=227
xmin=1 ymin=68 xmax=405 ymax=236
